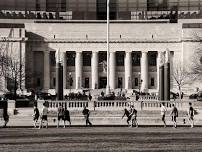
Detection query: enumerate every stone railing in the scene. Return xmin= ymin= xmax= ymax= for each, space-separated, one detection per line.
xmin=138 ymin=95 xmax=159 ymax=101
xmin=38 ymin=100 xmax=89 ymax=111
xmin=38 ymin=100 xmax=190 ymax=111
xmin=141 ymin=100 xmax=189 ymax=111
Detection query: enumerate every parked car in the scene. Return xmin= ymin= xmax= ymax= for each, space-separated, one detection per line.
xmin=189 ymin=93 xmax=198 ymax=99
xmin=197 ymin=91 xmax=202 ymax=101
xmin=36 ymin=92 xmax=56 ymax=100
xmin=170 ymin=91 xmax=179 ymax=99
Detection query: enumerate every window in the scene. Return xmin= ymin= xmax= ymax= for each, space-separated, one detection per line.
xmin=118 ymin=77 xmax=123 ymax=88
xmin=97 ymin=0 xmax=117 ymax=20
xmin=135 ymin=78 xmax=138 ymax=86
xmin=148 ymin=52 xmax=157 ymax=66
xmin=50 ymin=51 xmax=56 ymax=66
xmin=99 ymin=52 xmax=107 ymax=63
xmin=83 ymin=52 xmax=91 ymax=66
xmin=85 ymin=78 xmax=89 ymax=88
xmin=151 ymin=77 xmax=155 ymax=86
xmin=67 ymin=52 xmax=75 ymax=66
xmin=116 ymin=52 xmax=124 ymax=66
xmin=132 ymin=52 xmax=140 ymax=66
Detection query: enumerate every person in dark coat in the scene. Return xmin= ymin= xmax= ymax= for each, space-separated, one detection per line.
xmin=82 ymin=106 xmax=92 ymax=126
xmin=122 ymin=108 xmax=131 ymax=125
xmin=63 ymin=107 xmax=71 ymax=128
xmin=33 ymin=105 xmax=40 ymax=128
xmin=89 ymin=93 xmax=92 ymax=101
xmin=3 ymin=109 xmax=9 ymax=128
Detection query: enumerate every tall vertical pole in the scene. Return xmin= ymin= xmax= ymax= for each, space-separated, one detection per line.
xmin=159 ymin=52 xmax=165 ymax=101
xmin=56 ymin=50 xmax=63 ymax=100
xmin=106 ymin=0 xmax=110 ymax=95
xmin=164 ymin=49 xmax=170 ymax=101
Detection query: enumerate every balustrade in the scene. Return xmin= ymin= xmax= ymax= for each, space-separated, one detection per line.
xmin=38 ymin=99 xmax=189 ymax=111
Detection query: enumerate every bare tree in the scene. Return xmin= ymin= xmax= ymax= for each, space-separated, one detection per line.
xmin=0 ymin=41 xmax=25 ymax=98
xmin=173 ymin=62 xmax=190 ymax=100
xmin=189 ymin=32 xmax=202 ymax=79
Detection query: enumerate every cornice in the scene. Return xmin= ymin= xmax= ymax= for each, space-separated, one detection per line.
xmin=27 ymin=38 xmax=181 ymax=43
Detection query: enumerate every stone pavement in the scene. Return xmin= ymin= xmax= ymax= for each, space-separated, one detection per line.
xmin=1 ymin=107 xmax=202 ymax=127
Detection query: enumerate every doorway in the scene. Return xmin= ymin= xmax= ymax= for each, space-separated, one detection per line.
xmin=99 ymin=77 xmax=107 ymax=89
xmin=85 ymin=78 xmax=89 ymax=88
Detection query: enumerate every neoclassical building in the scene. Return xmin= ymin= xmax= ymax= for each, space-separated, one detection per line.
xmin=0 ymin=0 xmax=202 ymax=94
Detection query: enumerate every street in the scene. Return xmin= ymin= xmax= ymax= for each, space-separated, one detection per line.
xmin=0 ymin=127 xmax=202 ymax=152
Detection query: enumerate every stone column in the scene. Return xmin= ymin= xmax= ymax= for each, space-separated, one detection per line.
xmin=62 ymin=52 xmax=67 ymax=89
xmin=140 ymin=51 xmax=148 ymax=92
xmin=91 ymin=52 xmax=99 ymax=89
xmin=125 ymin=52 xmax=132 ymax=89
xmin=43 ymin=51 xmax=50 ymax=92
xmin=75 ymin=52 xmax=82 ymax=89
xmin=109 ymin=52 xmax=116 ymax=90
xmin=157 ymin=52 xmax=161 ymax=91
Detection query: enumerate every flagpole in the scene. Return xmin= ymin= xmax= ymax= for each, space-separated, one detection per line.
xmin=106 ymin=0 xmax=110 ymax=95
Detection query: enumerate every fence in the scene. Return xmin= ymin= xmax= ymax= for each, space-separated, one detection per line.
xmin=38 ymin=99 xmax=190 ymax=111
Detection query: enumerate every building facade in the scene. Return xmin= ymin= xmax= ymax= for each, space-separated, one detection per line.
xmin=0 ymin=0 xmax=202 ymax=94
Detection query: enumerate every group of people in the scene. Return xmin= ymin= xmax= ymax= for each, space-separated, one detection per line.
xmin=122 ymin=105 xmax=138 ymax=128
xmin=160 ymin=102 xmax=194 ymax=128
xmin=32 ymin=102 xmax=195 ymax=129
xmin=32 ymin=103 xmax=92 ymax=129
xmin=122 ymin=102 xmax=195 ymax=128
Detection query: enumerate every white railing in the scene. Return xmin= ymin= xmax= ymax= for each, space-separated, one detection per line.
xmin=141 ymin=100 xmax=189 ymax=111
xmin=43 ymin=100 xmax=88 ymax=111
xmin=138 ymin=95 xmax=159 ymax=101
xmin=38 ymin=100 xmax=190 ymax=111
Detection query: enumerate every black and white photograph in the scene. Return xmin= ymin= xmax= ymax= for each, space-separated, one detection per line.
xmin=0 ymin=0 xmax=202 ymax=151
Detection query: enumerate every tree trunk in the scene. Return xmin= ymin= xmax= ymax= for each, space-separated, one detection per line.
xmin=178 ymin=85 xmax=182 ymax=102
xmin=14 ymin=74 xmax=17 ymax=100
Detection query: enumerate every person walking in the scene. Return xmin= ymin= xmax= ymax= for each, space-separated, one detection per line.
xmin=188 ymin=102 xmax=194 ymax=128
xmin=33 ymin=105 xmax=40 ymax=128
xmin=88 ymin=93 xmax=92 ymax=101
xmin=170 ymin=104 xmax=178 ymax=128
xmin=3 ymin=108 xmax=9 ymax=128
xmin=161 ymin=102 xmax=167 ymax=128
xmin=129 ymin=105 xmax=138 ymax=128
xmin=57 ymin=103 xmax=64 ymax=128
xmin=122 ymin=108 xmax=131 ymax=126
xmin=82 ymin=106 xmax=92 ymax=126
xmin=63 ymin=107 xmax=71 ymax=128
xmin=39 ymin=103 xmax=48 ymax=129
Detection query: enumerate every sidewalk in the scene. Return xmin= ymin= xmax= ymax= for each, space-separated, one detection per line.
xmin=2 ymin=108 xmax=202 ymax=128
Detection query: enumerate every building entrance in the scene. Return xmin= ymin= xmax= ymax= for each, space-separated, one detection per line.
xmin=99 ymin=77 xmax=107 ymax=89
xmin=85 ymin=78 xmax=89 ymax=88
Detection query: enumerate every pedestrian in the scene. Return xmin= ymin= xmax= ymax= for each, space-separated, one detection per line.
xmin=57 ymin=103 xmax=64 ymax=128
xmin=122 ymin=108 xmax=131 ymax=126
xmin=82 ymin=106 xmax=92 ymax=126
xmin=3 ymin=108 xmax=9 ymax=128
xmin=161 ymin=102 xmax=167 ymax=128
xmin=33 ymin=105 xmax=40 ymax=128
xmin=170 ymin=104 xmax=178 ymax=128
xmin=188 ymin=102 xmax=194 ymax=128
xmin=129 ymin=105 xmax=138 ymax=128
xmin=39 ymin=103 xmax=48 ymax=129
xmin=89 ymin=93 xmax=92 ymax=101
xmin=63 ymin=107 xmax=71 ymax=128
